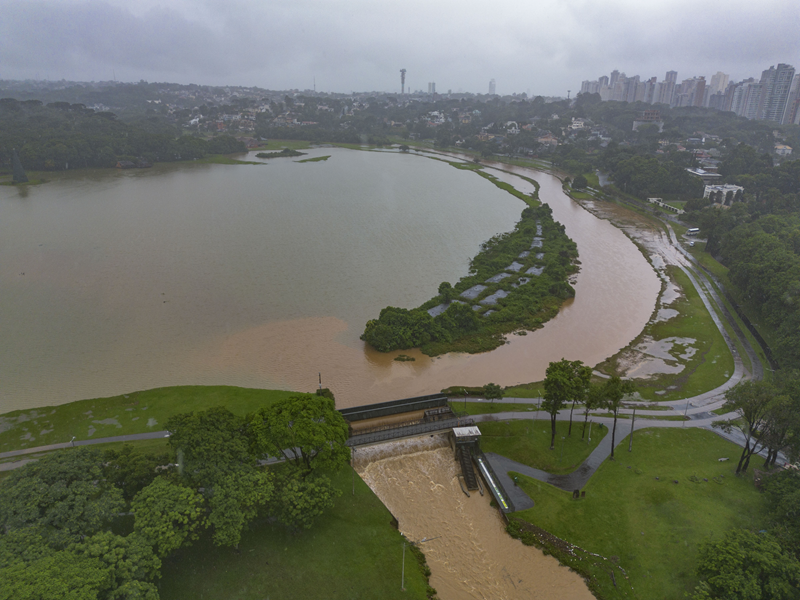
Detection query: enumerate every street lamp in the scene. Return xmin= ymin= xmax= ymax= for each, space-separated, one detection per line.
xmin=70 ymin=436 xmax=75 ymax=448
xmin=402 ymin=536 xmax=441 ymax=591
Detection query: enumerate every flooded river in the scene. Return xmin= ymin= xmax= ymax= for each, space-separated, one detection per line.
xmin=356 ymin=435 xmax=594 ymax=600
xmin=0 ymin=148 xmax=659 ymax=413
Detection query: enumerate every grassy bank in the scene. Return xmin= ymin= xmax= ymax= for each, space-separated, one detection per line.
xmin=596 ymin=266 xmax=734 ymax=401
xmin=479 ymin=419 xmax=607 ymax=475
xmin=512 ymin=428 xmax=767 ymax=600
xmin=0 ymin=386 xmax=295 ymax=453
xmin=159 ymin=466 xmax=432 ymax=600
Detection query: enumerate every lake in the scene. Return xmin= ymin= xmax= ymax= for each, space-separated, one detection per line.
xmin=0 ymin=148 xmax=659 ymax=412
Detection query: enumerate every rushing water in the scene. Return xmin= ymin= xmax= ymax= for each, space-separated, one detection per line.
xmin=0 ymin=148 xmax=659 ymax=413
xmin=356 ymin=435 xmax=595 ymax=600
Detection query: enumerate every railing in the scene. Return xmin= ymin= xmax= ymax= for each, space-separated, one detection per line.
xmin=347 ymin=417 xmax=475 ymax=447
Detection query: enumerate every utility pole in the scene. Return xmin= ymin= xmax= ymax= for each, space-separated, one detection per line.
xmin=628 ymin=408 xmax=636 ymax=452
xmin=352 ymin=447 xmax=356 ymax=496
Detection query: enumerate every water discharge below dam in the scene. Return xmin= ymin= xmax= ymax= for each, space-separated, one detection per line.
xmin=356 ymin=435 xmax=594 ymax=600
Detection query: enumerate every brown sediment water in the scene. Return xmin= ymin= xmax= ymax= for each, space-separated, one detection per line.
xmin=0 ymin=148 xmax=660 ymax=413
xmin=355 ymin=435 xmax=594 ymax=600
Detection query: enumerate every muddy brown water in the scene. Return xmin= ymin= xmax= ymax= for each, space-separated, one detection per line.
xmin=356 ymin=435 xmax=595 ymax=600
xmin=0 ymin=149 xmax=659 ymax=413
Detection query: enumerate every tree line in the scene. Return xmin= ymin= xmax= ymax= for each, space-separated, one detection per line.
xmin=686 ymin=151 xmax=800 ymax=369
xmin=0 ymin=393 xmax=349 ymax=600
xmin=0 ymin=98 xmax=246 ymax=172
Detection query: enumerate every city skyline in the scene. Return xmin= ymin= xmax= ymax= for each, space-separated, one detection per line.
xmin=1 ymin=0 xmax=798 ymax=97
xmin=581 ymin=62 xmax=800 ymax=125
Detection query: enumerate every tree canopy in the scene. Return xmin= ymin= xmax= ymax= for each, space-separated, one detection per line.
xmin=247 ymin=394 xmax=350 ymax=475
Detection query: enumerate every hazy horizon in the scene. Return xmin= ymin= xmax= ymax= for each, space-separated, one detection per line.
xmin=1 ymin=0 xmax=798 ymax=96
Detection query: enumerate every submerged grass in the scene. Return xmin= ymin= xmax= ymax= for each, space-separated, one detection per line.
xmin=0 ymin=386 xmax=296 ymax=453
xmin=596 ymin=266 xmax=733 ymax=401
xmin=511 ymin=428 xmax=768 ymax=600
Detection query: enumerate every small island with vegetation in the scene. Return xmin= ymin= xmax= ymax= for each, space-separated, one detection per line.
xmin=256 ymin=148 xmax=307 ymax=159
xmin=361 ymin=195 xmax=579 ymax=355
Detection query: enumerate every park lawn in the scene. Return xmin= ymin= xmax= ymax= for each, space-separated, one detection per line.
xmin=0 ymin=386 xmax=297 ymax=453
xmin=597 ymin=266 xmax=734 ymax=402
xmin=502 ymin=379 xmax=545 ymax=398
xmin=479 ymin=419 xmax=607 ymax=475
xmin=159 ymin=466 xmax=431 ymax=600
xmin=453 ymin=401 xmax=539 ymax=416
xmin=513 ymin=428 xmax=768 ymax=600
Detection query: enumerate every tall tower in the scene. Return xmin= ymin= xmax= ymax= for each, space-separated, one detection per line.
xmin=400 ymin=69 xmax=406 ymax=95
xmin=488 ymin=79 xmax=496 ymax=95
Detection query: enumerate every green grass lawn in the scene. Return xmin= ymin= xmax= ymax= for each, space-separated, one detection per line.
xmin=453 ymin=400 xmax=540 ymax=416
xmin=479 ymin=419 xmax=607 ymax=474
xmin=512 ymin=428 xmax=768 ymax=600
xmin=502 ymin=379 xmax=546 ymax=398
xmin=596 ymin=266 xmax=734 ymax=402
xmin=0 ymin=386 xmax=297 ymax=453
xmin=159 ymin=467 xmax=431 ymax=600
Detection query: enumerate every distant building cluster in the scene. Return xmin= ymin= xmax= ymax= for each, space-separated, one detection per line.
xmin=580 ymin=63 xmax=800 ymax=126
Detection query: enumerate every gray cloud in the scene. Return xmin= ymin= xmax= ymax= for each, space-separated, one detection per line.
xmin=1 ymin=0 xmax=798 ymax=95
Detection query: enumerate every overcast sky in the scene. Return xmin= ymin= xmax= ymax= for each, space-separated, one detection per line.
xmin=2 ymin=0 xmax=798 ymax=96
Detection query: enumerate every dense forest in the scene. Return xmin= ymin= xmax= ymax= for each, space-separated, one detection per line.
xmin=0 ymin=98 xmax=245 ymax=171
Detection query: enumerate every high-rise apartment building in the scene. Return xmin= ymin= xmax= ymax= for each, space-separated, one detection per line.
xmin=709 ymin=72 xmax=729 ymax=96
xmin=783 ymin=74 xmax=800 ymax=125
xmin=756 ymin=63 xmax=795 ymax=122
xmin=488 ymin=79 xmax=496 ymax=95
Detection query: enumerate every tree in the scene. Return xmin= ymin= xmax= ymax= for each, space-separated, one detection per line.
xmin=74 ymin=531 xmax=161 ymax=597
xmin=0 ymin=528 xmax=160 ymax=600
xmin=103 ymin=444 xmax=173 ymax=501
xmin=270 ymin=473 xmax=340 ymax=531
xmin=165 ymin=406 xmax=253 ymax=487
xmin=247 ymin=394 xmax=350 ymax=476
xmin=542 ymin=359 xmax=584 ymax=449
xmin=207 ymin=469 xmax=273 ymax=549
xmin=0 ymin=448 xmax=124 ymax=547
xmin=132 ymin=477 xmax=206 ymax=558
xmin=483 ymin=383 xmax=503 ymax=405
xmin=438 ymin=281 xmax=455 ymax=303
xmin=763 ymin=470 xmax=800 ymax=558
xmin=714 ymin=381 xmax=775 ymax=475
xmin=572 ymin=174 xmax=588 ymax=189
xmin=581 ymin=382 xmax=605 ymax=439
xmin=598 ymin=376 xmax=636 ymax=460
xmin=567 ymin=363 xmax=593 ymax=436
xmin=691 ymin=529 xmax=800 ymax=600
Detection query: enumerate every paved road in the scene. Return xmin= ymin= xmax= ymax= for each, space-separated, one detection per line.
xmin=0 ymin=431 xmax=170 ymax=471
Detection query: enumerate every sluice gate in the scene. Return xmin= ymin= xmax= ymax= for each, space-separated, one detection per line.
xmin=450 ymin=425 xmax=514 ymax=513
xmin=340 ymin=394 xmax=474 ymax=447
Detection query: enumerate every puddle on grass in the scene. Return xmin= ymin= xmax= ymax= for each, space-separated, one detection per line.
xmin=619 ymin=336 xmax=698 ymax=379
xmin=356 ymin=435 xmax=594 ymax=600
